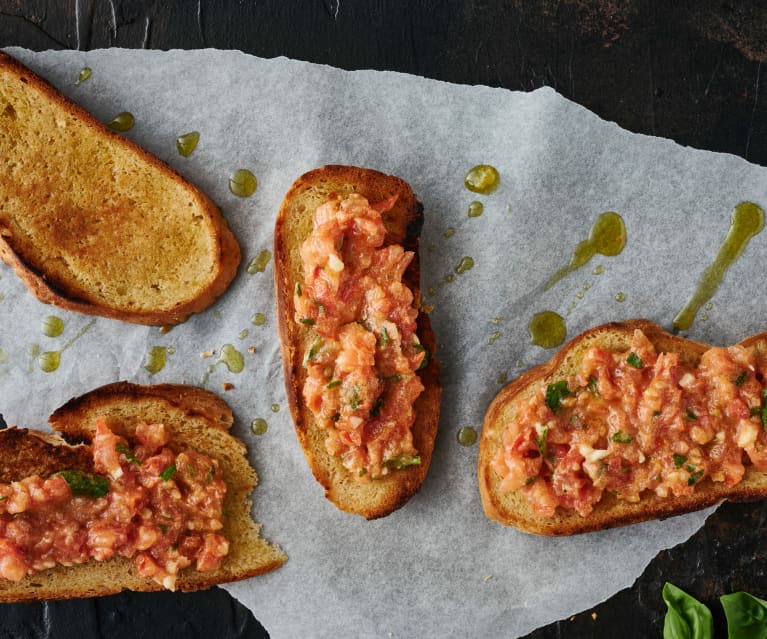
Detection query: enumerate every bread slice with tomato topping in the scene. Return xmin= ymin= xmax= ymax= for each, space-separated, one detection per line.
xmin=0 ymin=51 xmax=240 ymax=325
xmin=0 ymin=382 xmax=285 ymax=602
xmin=479 ymin=319 xmax=767 ymax=535
xmin=274 ymin=165 xmax=441 ymax=519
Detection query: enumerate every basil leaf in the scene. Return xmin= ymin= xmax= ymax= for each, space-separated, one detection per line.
xmin=545 ymin=381 xmax=570 ymax=413
xmin=673 ymin=454 xmax=688 ymax=468
xmin=735 ymin=371 xmax=747 ymax=386
xmin=611 ymin=431 xmax=633 ymax=444
xmin=57 ymin=470 xmax=109 ymax=498
xmin=160 ymin=463 xmax=177 ymax=481
xmin=535 ymin=426 xmax=549 ymax=459
xmin=721 ymin=591 xmax=767 ymax=639
xmin=115 ymin=443 xmax=141 ymax=466
xmin=300 ymin=317 xmax=316 ymax=326
xmin=662 ymin=582 xmax=713 ymax=639
xmin=413 ymin=343 xmax=430 ymax=371
xmin=587 ymin=375 xmax=599 ymax=395
xmin=627 ymin=352 xmax=644 ymax=368
xmin=761 ymin=389 xmax=767 ymax=430
xmin=382 ymin=454 xmax=421 ymax=470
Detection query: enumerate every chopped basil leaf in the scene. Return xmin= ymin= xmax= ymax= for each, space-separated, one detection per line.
xmin=160 ymin=463 xmax=177 ymax=481
xmin=535 ymin=426 xmax=549 ymax=459
xmin=626 ymin=352 xmax=644 ymax=369
xmin=735 ymin=371 xmax=747 ymax=386
xmin=295 ymin=282 xmax=302 ymax=297
xmin=382 ymin=454 xmax=421 ymax=470
xmin=611 ymin=431 xmax=633 ymax=444
xmin=207 ymin=465 xmax=216 ymax=483
xmin=545 ymin=381 xmax=571 ymax=413
xmin=314 ymin=299 xmax=326 ymax=312
xmin=300 ymin=317 xmax=316 ymax=326
xmin=525 ymin=476 xmax=537 ymax=485
xmin=330 ymin=413 xmax=341 ymax=422
xmin=761 ymin=389 xmax=767 ymax=430
xmin=673 ymin=454 xmax=688 ymax=468
xmin=380 ymin=326 xmax=390 ymax=347
xmin=349 ymin=385 xmax=362 ymax=410
xmin=653 ymin=410 xmax=662 ymax=417
xmin=685 ymin=409 xmax=698 ymax=421
xmin=369 ymin=396 xmax=384 ymax=417
xmin=662 ymin=582 xmax=713 ymax=639
xmin=413 ymin=343 xmax=430 ymax=371
xmin=720 ymin=591 xmax=767 ymax=638
xmin=688 ymin=469 xmax=704 ymax=486
xmin=326 ymin=379 xmax=342 ymax=389
xmin=159 ymin=524 xmax=168 ymax=535
xmin=358 ymin=468 xmax=367 ymax=477
xmin=57 ymin=470 xmax=109 ymax=498
xmin=115 ymin=443 xmax=141 ymax=466
xmin=587 ymin=375 xmax=599 ymax=395
xmin=304 ymin=340 xmax=322 ymax=365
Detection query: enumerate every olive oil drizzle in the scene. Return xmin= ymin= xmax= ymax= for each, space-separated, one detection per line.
xmin=108 ymin=112 xmax=135 ymax=132
xmin=457 ymin=426 xmax=478 ymax=446
xmin=673 ymin=201 xmax=765 ymax=331
xmin=229 ymin=169 xmax=258 ymax=197
xmin=75 ymin=67 xmax=92 ymax=86
xmin=545 ymin=211 xmax=626 ymax=290
xmin=251 ymin=418 xmax=268 ymax=435
xmin=464 ymin=165 xmax=500 ymax=194
xmin=528 ymin=310 xmax=567 ymax=349
xmin=247 ymin=250 xmax=272 ymax=274
xmin=38 ymin=320 xmax=95 ymax=373
xmin=144 ymin=346 xmax=168 ymax=374
xmin=176 ymin=131 xmax=200 ymax=157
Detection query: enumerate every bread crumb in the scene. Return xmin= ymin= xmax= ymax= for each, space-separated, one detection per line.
xmin=200 ymin=350 xmax=215 ymax=358
xmin=591 ymin=612 xmax=598 ymax=621
xmin=222 ymin=383 xmax=234 ymax=391
xmin=247 ymin=346 xmax=257 ymax=354
xmin=569 ymin=616 xmax=575 ymax=622
xmin=483 ymin=575 xmax=493 ymax=582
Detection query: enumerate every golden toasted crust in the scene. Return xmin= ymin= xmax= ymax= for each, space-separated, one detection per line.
xmin=479 ymin=319 xmax=767 ymax=535
xmin=0 ymin=382 xmax=285 ymax=602
xmin=274 ymin=166 xmax=441 ymax=519
xmin=0 ymin=52 xmax=240 ymax=325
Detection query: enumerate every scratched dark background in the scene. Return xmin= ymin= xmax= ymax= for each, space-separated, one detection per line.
xmin=1 ymin=1 xmax=766 ymax=637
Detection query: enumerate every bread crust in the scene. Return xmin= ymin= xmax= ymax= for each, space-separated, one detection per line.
xmin=0 ymin=52 xmax=240 ymax=325
xmin=274 ymin=165 xmax=441 ymax=519
xmin=478 ymin=319 xmax=767 ymax=535
xmin=0 ymin=382 xmax=285 ymax=602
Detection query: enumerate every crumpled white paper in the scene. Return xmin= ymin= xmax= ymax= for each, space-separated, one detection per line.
xmin=3 ymin=47 xmax=766 ymax=638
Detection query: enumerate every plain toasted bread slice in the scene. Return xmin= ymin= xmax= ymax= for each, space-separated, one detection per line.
xmin=479 ymin=319 xmax=767 ymax=535
xmin=0 ymin=52 xmax=240 ymax=325
xmin=274 ymin=166 xmax=441 ymax=519
xmin=0 ymin=382 xmax=285 ymax=602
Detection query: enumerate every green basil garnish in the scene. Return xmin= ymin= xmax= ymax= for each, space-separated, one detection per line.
xmin=735 ymin=371 xmax=747 ymax=386
xmin=761 ymin=389 xmax=767 ymax=430
xmin=587 ymin=375 xmax=599 ymax=395
xmin=382 ymin=454 xmax=421 ymax=470
xmin=380 ymin=326 xmax=391 ymax=348
xmin=349 ymin=385 xmax=362 ymax=410
xmin=413 ymin=343 xmax=429 ymax=371
xmin=673 ymin=454 xmax=687 ymax=468
xmin=535 ymin=426 xmax=549 ymax=459
xmin=57 ymin=470 xmax=109 ymax=498
xmin=626 ymin=352 xmax=644 ymax=369
xmin=300 ymin=317 xmax=316 ymax=326
xmin=326 ymin=379 xmax=342 ymax=389
xmin=160 ymin=463 xmax=177 ymax=481
xmin=304 ymin=340 xmax=323 ymax=365
xmin=720 ymin=591 xmax=767 ymax=639
xmin=662 ymin=582 xmax=713 ymax=639
xmin=688 ymin=469 xmax=704 ymax=486
xmin=295 ymin=282 xmax=302 ymax=297
xmin=115 ymin=443 xmax=141 ymax=466
xmin=369 ymin=396 xmax=384 ymax=417
xmin=611 ymin=431 xmax=633 ymax=444
xmin=545 ymin=381 xmax=570 ymax=413
xmin=685 ymin=409 xmax=698 ymax=421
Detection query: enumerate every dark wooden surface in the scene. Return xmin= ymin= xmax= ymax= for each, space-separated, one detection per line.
xmin=1 ymin=1 xmax=767 ymax=637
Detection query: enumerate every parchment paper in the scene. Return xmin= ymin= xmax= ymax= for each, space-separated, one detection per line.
xmin=3 ymin=47 xmax=767 ymax=638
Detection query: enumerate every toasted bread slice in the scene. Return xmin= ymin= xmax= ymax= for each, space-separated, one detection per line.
xmin=0 ymin=52 xmax=240 ymax=325
xmin=479 ymin=319 xmax=767 ymax=535
xmin=274 ymin=166 xmax=441 ymax=519
xmin=0 ymin=382 xmax=285 ymax=602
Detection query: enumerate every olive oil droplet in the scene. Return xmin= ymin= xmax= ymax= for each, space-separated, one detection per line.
xmin=464 ymin=165 xmax=500 ymax=194
xmin=238 ymin=329 xmax=249 ymax=340
xmin=251 ymin=418 xmax=268 ymax=435
xmin=443 ymin=227 xmax=456 ymax=238
xmin=75 ymin=67 xmax=92 ymax=86
xmin=218 ymin=344 xmax=244 ymax=373
xmin=39 ymin=351 xmax=61 ymax=373
xmin=144 ymin=346 xmax=167 ymax=374
xmin=488 ymin=331 xmax=501 ymax=345
xmin=615 ymin=292 xmax=626 ymax=302
xmin=271 ymin=403 xmax=280 ymax=413
xmin=247 ymin=250 xmax=272 ymax=274
xmin=0 ymin=349 xmax=7 ymax=363
xmin=673 ymin=202 xmax=764 ymax=332
xmin=467 ymin=201 xmax=484 ymax=218
xmin=176 ymin=131 xmax=200 ymax=157
xmin=455 ymin=256 xmax=475 ymax=274
xmin=497 ymin=372 xmax=508 ymax=385
xmin=457 ymin=426 xmax=478 ymax=446
xmin=252 ymin=313 xmax=266 ymax=326
xmin=108 ymin=112 xmax=135 ymax=132
xmin=545 ymin=212 xmax=626 ymax=290
xmin=528 ymin=311 xmax=567 ymax=349
xmin=42 ymin=316 xmax=64 ymax=338
xmin=229 ymin=169 xmax=257 ymax=197
xmin=593 ymin=264 xmax=604 ymax=275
